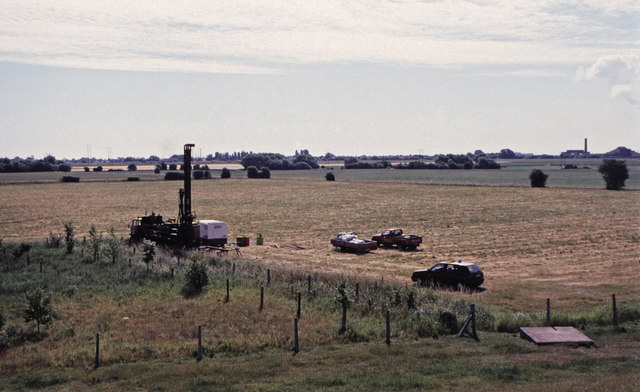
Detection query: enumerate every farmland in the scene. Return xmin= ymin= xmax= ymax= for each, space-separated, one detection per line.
xmin=0 ymin=165 xmax=639 ymax=391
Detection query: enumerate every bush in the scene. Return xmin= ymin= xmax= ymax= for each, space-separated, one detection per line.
xmin=164 ymin=171 xmax=184 ymax=181
xmin=247 ymin=166 xmax=259 ymax=178
xmin=293 ymin=161 xmax=312 ymax=170
xmin=127 ymin=163 xmax=137 ymax=171
xmin=84 ymin=167 xmax=90 ymax=172
xmin=193 ymin=170 xmax=212 ymax=180
xmin=126 ymin=177 xmax=140 ymax=181
xmin=169 ymin=163 xmax=177 ymax=171
xmin=247 ymin=166 xmax=270 ymax=179
xmin=221 ymin=167 xmax=231 ymax=179
xmin=182 ymin=260 xmax=209 ymax=298
xmin=598 ymin=159 xmax=628 ymax=190
xmin=325 ymin=172 xmax=335 ymax=181
xmin=92 ymin=166 xmax=103 ymax=172
xmin=61 ymin=176 xmax=79 ymax=183
xmin=529 ymin=169 xmax=548 ymax=187
xmin=58 ymin=164 xmax=72 ymax=172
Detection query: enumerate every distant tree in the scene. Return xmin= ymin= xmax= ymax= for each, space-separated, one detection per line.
xmin=84 ymin=167 xmax=90 ymax=172
xmin=529 ymin=169 xmax=548 ymax=188
xmin=169 ymin=163 xmax=177 ymax=170
xmin=23 ymin=289 xmax=53 ymax=334
xmin=64 ymin=221 xmax=75 ymax=254
xmin=148 ymin=155 xmax=160 ymax=162
xmin=499 ymin=149 xmax=516 ymax=159
xmin=598 ymin=159 xmax=629 ymax=190
xmin=221 ymin=167 xmax=231 ymax=179
xmin=325 ymin=172 xmax=335 ymax=181
xmin=259 ymin=167 xmax=271 ymax=178
xmin=293 ymin=153 xmax=319 ymax=169
xmin=127 ymin=163 xmax=137 ymax=171
xmin=160 ymin=162 xmax=168 ymax=170
xmin=93 ymin=166 xmax=103 ymax=172
xmin=164 ymin=171 xmax=184 ymax=181
xmin=43 ymin=155 xmax=56 ymax=164
xmin=58 ymin=164 xmax=72 ymax=172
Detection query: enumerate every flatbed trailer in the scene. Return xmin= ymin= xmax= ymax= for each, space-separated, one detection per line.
xmin=331 ymin=232 xmax=378 ymax=253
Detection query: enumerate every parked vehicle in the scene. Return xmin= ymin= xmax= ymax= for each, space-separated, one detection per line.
xmin=331 ymin=232 xmax=378 ymax=253
xmin=411 ymin=260 xmax=484 ymax=288
xmin=371 ymin=228 xmax=422 ymax=250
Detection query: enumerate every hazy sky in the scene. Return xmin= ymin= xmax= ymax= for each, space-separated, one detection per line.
xmin=0 ymin=0 xmax=638 ymax=159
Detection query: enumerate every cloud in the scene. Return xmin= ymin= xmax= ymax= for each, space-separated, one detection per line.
xmin=0 ymin=0 xmax=638 ymax=74
xmin=578 ymin=54 xmax=640 ymax=107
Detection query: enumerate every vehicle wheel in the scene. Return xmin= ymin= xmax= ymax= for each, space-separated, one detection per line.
xmin=398 ymin=243 xmax=405 ymax=250
xmin=416 ymin=278 xmax=423 ymax=287
xmin=340 ymin=247 xmax=347 ymax=252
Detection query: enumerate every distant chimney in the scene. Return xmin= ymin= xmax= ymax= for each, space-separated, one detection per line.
xmin=584 ymin=138 xmax=588 ymax=153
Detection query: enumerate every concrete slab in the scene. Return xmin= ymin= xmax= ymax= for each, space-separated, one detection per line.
xmin=520 ymin=327 xmax=594 ymax=346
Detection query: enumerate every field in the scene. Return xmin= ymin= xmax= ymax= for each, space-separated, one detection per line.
xmin=0 ymin=165 xmax=639 ymax=390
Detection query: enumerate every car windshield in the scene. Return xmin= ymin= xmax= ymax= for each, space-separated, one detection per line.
xmin=430 ymin=264 xmax=446 ymax=272
xmin=467 ymin=264 xmax=481 ymax=273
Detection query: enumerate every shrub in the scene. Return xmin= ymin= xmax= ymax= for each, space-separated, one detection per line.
xmin=61 ymin=176 xmax=80 ymax=183
xmin=598 ymin=159 xmax=628 ymax=190
xmin=293 ymin=161 xmax=312 ymax=170
xmin=46 ymin=232 xmax=62 ymax=248
xmin=127 ymin=163 xmax=137 ymax=171
xmin=83 ymin=167 xmax=90 ymax=172
xmin=247 ymin=166 xmax=259 ymax=178
xmin=164 ymin=171 xmax=184 ymax=181
xmin=169 ymin=163 xmax=177 ymax=170
xmin=58 ymin=164 xmax=72 ymax=172
xmin=182 ymin=260 xmax=209 ymax=298
xmin=126 ymin=177 xmax=140 ymax=181
xmin=193 ymin=170 xmax=211 ymax=180
xmin=92 ymin=166 xmax=103 ymax=172
xmin=259 ymin=167 xmax=270 ymax=178
xmin=221 ymin=167 xmax=231 ymax=179
xmin=438 ymin=310 xmax=458 ymax=335
xmin=325 ymin=172 xmax=335 ymax=181
xmin=64 ymin=222 xmax=74 ymax=254
xmin=529 ymin=169 xmax=548 ymax=187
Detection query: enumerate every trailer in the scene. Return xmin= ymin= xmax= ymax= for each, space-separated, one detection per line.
xmin=330 ymin=232 xmax=378 ymax=253
xmin=130 ymin=144 xmax=227 ymax=248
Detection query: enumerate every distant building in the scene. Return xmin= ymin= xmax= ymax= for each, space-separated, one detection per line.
xmin=561 ymin=138 xmax=589 ymax=158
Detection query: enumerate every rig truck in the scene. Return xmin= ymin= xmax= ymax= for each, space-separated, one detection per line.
xmin=130 ymin=143 xmax=227 ymax=247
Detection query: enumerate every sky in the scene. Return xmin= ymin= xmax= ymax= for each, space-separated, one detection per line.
xmin=0 ymin=0 xmax=638 ymax=159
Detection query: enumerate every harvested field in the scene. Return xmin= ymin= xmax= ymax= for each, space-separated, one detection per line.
xmin=0 ymin=177 xmax=638 ymax=312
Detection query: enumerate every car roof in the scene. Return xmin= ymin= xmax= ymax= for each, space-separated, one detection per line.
xmin=437 ymin=261 xmax=478 ymax=267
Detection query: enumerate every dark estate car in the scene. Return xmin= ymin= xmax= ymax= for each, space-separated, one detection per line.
xmin=411 ymin=260 xmax=484 ymax=288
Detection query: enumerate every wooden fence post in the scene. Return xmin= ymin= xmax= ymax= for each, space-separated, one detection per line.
xmin=297 ymin=292 xmax=301 ymax=319
xmin=546 ymin=298 xmax=551 ymax=327
xmin=260 ymin=286 xmax=264 ymax=311
xmin=267 ymin=269 xmax=271 ymax=286
xmin=225 ymin=279 xmax=230 ymax=303
xmin=385 ymin=310 xmax=391 ymax=346
xmin=612 ymin=294 xmax=618 ymax=327
xmin=197 ymin=325 xmax=202 ymax=362
xmin=294 ymin=318 xmax=300 ymax=354
xmin=471 ymin=303 xmax=478 ymax=341
xmin=95 ymin=333 xmax=100 ymax=368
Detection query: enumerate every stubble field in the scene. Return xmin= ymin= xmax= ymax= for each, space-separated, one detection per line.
xmin=1 ymin=175 xmax=638 ymax=312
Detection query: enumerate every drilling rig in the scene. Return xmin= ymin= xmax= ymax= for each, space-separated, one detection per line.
xmin=130 ymin=143 xmax=227 ymax=247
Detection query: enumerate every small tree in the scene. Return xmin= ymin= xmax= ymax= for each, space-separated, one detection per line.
xmin=127 ymin=163 xmax=137 ymax=171
xmin=335 ymin=281 xmax=352 ymax=333
xmin=598 ymin=159 xmax=629 ymax=190
xmin=247 ymin=166 xmax=259 ymax=178
xmin=325 ymin=172 xmax=335 ymax=181
xmin=64 ymin=221 xmax=75 ymax=254
xmin=221 ymin=167 xmax=231 ymax=179
xmin=24 ymin=289 xmax=53 ymax=334
xmin=142 ymin=240 xmax=156 ymax=271
xmin=88 ymin=225 xmax=101 ymax=262
xmin=181 ymin=259 xmax=209 ymax=298
xmin=106 ymin=227 xmax=121 ymax=265
xmin=529 ymin=169 xmax=548 ymax=187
